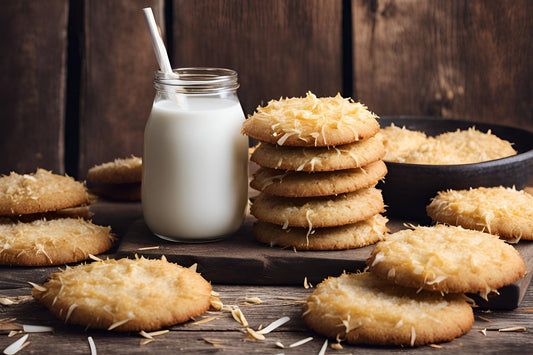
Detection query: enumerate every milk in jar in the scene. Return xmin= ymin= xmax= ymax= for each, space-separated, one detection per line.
xmin=142 ymin=68 xmax=248 ymax=241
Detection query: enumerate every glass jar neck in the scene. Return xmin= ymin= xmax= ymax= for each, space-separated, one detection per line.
xmin=154 ymin=67 xmax=239 ymax=94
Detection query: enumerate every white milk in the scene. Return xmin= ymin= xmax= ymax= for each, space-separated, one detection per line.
xmin=142 ymin=96 xmax=249 ymax=241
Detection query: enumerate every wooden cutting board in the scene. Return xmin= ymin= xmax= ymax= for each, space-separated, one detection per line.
xmin=117 ymin=215 xmax=533 ymax=310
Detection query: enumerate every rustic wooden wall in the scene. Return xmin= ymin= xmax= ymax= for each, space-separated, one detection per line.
xmin=0 ymin=0 xmax=68 ymax=175
xmin=0 ymin=0 xmax=531 ymax=178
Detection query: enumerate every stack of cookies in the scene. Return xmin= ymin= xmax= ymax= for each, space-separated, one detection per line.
xmin=0 ymin=169 xmax=114 ymax=266
xmin=87 ymin=156 xmax=142 ymax=201
xmin=242 ymin=92 xmax=388 ymax=250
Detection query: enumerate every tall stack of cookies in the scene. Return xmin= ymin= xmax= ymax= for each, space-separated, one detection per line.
xmin=242 ymin=92 xmax=388 ymax=250
xmin=0 ymin=169 xmax=114 ymax=266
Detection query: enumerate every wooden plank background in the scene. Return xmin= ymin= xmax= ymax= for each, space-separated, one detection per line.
xmin=0 ymin=0 xmax=531 ymax=178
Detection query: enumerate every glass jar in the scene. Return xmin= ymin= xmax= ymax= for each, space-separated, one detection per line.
xmin=142 ymin=68 xmax=249 ymax=242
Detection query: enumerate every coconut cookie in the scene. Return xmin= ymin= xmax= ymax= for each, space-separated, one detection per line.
xmin=303 ymin=272 xmax=474 ymax=346
xmin=427 ymin=186 xmax=533 ymax=241
xmin=87 ymin=156 xmax=142 ymax=184
xmin=242 ymin=92 xmax=379 ymax=147
xmin=251 ymin=160 xmax=387 ymax=197
xmin=251 ymin=135 xmax=384 ymax=172
xmin=0 ymin=169 xmax=89 ymax=216
xmin=381 ymin=124 xmax=428 ymax=163
xmin=254 ymin=214 xmax=389 ymax=250
xmin=0 ymin=218 xmax=114 ymax=266
xmin=366 ymin=225 xmax=526 ymax=297
xmin=251 ymin=187 xmax=385 ymax=228
xmin=32 ymin=256 xmax=212 ymax=331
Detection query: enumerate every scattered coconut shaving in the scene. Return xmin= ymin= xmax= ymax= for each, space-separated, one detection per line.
xmin=304 ymin=277 xmax=313 ymax=289
xmin=499 ymin=327 xmax=526 ymax=332
xmin=231 ymin=307 xmax=249 ymax=328
xmin=318 ymin=339 xmax=328 ymax=355
xmin=480 ymin=329 xmax=487 ymax=336
xmin=88 ymin=336 xmax=97 ymax=355
xmin=429 ymin=344 xmax=443 ymax=349
xmin=190 ymin=315 xmax=222 ymax=326
xmin=88 ymin=254 xmax=102 ymax=261
xmin=275 ymin=341 xmax=285 ymax=348
xmin=137 ymin=246 xmax=160 ymax=251
xmin=257 ymin=316 xmax=290 ymax=335
xmin=107 ymin=318 xmax=130 ymax=330
xmin=0 ymin=296 xmax=32 ymax=306
xmin=140 ymin=338 xmax=154 ymax=346
xmin=202 ymin=338 xmax=226 ymax=348
xmin=246 ymin=327 xmax=266 ymax=341
xmin=22 ymin=324 xmax=53 ymax=333
xmin=244 ymin=297 xmax=262 ymax=305
xmin=209 ymin=298 xmax=223 ymax=311
xmin=289 ymin=337 xmax=313 ymax=348
xmin=477 ymin=316 xmax=493 ymax=323
xmin=3 ymin=334 xmax=29 ymax=355
xmin=7 ymin=331 xmax=22 ymax=338
xmin=27 ymin=282 xmax=46 ymax=292
xmin=331 ymin=342 xmax=343 ymax=350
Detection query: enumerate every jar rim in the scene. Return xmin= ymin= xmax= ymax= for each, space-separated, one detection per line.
xmin=154 ymin=67 xmax=239 ymax=93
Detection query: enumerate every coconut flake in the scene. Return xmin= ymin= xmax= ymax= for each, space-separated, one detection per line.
xmin=288 ymin=337 xmax=313 ymax=348
xmin=318 ymin=339 xmax=328 ymax=355
xmin=22 ymin=325 xmax=53 ymax=333
xmin=244 ymin=297 xmax=262 ymax=305
xmin=189 ymin=263 xmax=198 ymax=272
xmin=27 ymin=282 xmax=46 ymax=292
xmin=3 ymin=334 xmax=29 ymax=355
xmin=108 ymin=318 xmax=130 ymax=330
xmin=257 ymin=316 xmax=290 ymax=334
xmin=88 ymin=336 xmax=97 ymax=355
xmin=246 ymin=327 xmax=265 ymax=341
xmin=410 ymin=327 xmax=416 ymax=347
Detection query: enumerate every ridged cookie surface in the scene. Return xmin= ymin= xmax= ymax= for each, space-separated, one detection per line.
xmin=32 ymin=257 xmax=212 ymax=331
xmin=242 ymin=92 xmax=379 ymax=147
xmin=366 ymin=225 xmax=526 ymax=297
xmin=251 ymin=187 xmax=385 ymax=228
xmin=427 ymin=186 xmax=533 ymax=241
xmin=0 ymin=218 xmax=113 ymax=266
xmin=250 ymin=160 xmax=387 ymax=197
xmin=0 ymin=169 xmax=88 ymax=216
xmin=251 ymin=135 xmax=384 ymax=172
xmin=303 ymin=272 xmax=474 ymax=346
xmin=254 ymin=214 xmax=389 ymax=250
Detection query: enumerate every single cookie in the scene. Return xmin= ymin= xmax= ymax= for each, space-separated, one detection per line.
xmin=251 ymin=187 xmax=385 ymax=228
xmin=87 ymin=156 xmax=142 ymax=184
xmin=381 ymin=124 xmax=428 ymax=163
xmin=90 ymin=183 xmax=141 ymax=201
xmin=0 ymin=169 xmax=89 ymax=216
xmin=251 ymin=135 xmax=385 ymax=172
xmin=251 ymin=160 xmax=387 ymax=197
xmin=0 ymin=218 xmax=114 ymax=266
xmin=366 ymin=224 xmax=526 ymax=297
xmin=32 ymin=256 xmax=212 ymax=331
xmin=242 ymin=92 xmax=379 ymax=147
xmin=427 ymin=186 xmax=533 ymax=241
xmin=303 ymin=272 xmax=474 ymax=346
xmin=254 ymin=214 xmax=389 ymax=250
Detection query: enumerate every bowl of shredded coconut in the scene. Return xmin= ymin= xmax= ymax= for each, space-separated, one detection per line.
xmin=378 ymin=116 xmax=533 ymax=220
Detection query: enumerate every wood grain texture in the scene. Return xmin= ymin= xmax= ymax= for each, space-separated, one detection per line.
xmin=171 ymin=0 xmax=344 ymax=117
xmin=0 ymin=282 xmax=532 ymax=353
xmin=78 ymin=0 xmax=164 ymax=178
xmin=0 ymin=0 xmax=68 ymax=175
xmin=352 ymin=0 xmax=532 ymax=130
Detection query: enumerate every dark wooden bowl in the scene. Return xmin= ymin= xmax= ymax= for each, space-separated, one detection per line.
xmin=377 ymin=116 xmax=533 ymax=221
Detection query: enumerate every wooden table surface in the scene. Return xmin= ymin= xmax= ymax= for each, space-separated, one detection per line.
xmin=0 ymin=201 xmax=531 ymax=354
